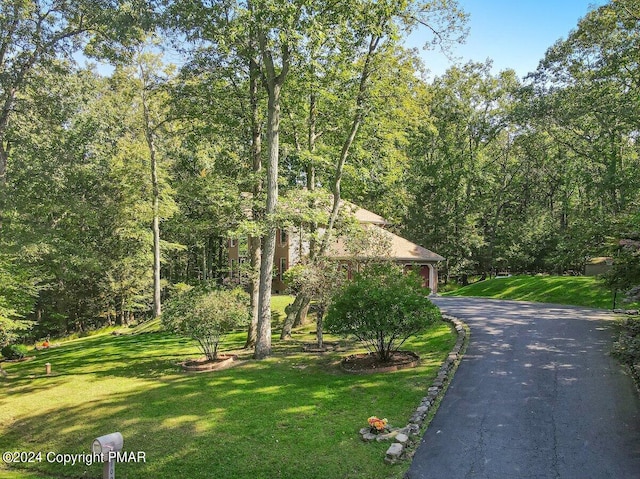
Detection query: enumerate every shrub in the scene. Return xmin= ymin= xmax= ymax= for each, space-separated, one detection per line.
xmin=162 ymin=287 xmax=249 ymax=361
xmin=325 ymin=263 xmax=441 ymax=361
xmin=613 ymin=317 xmax=640 ymax=366
xmin=1 ymin=344 xmax=29 ymax=360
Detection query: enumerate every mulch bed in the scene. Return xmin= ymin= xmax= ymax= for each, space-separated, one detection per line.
xmin=0 ymin=356 xmax=36 ymax=363
xmin=341 ymin=351 xmax=420 ymax=374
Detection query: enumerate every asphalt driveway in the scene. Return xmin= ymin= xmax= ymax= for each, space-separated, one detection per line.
xmin=407 ymin=297 xmax=640 ymax=479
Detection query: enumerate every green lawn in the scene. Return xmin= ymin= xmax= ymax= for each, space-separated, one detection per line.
xmin=0 ymin=298 xmax=455 ymax=479
xmin=443 ymin=274 xmax=631 ymax=309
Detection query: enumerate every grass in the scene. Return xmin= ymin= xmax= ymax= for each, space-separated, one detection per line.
xmin=0 ymin=296 xmax=455 ymax=479
xmin=442 ymin=274 xmax=638 ymax=309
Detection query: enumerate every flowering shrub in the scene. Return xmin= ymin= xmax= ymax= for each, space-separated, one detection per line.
xmin=368 ymin=416 xmax=388 ymax=432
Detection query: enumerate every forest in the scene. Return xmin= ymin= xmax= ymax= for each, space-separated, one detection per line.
xmin=0 ymin=0 xmax=638 ymax=354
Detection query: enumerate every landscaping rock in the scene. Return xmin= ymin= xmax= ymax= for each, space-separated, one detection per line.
xmin=376 ymin=430 xmax=399 ymax=442
xmin=386 ymin=443 xmax=403 ymax=460
xmin=362 ymin=432 xmax=377 ymax=442
xmin=410 ymin=414 xmax=424 ymax=424
xmin=396 ymin=433 xmax=409 ymax=444
xmin=402 ymin=424 xmax=420 ymax=435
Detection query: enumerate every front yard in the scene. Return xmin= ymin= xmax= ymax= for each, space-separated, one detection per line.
xmin=0 ymin=314 xmax=455 ymax=479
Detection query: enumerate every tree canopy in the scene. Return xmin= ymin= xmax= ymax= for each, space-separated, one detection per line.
xmin=1 ymin=0 xmax=638 ymax=347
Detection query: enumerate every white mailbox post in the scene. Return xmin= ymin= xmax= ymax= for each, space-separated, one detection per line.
xmin=92 ymin=432 xmax=123 ymax=479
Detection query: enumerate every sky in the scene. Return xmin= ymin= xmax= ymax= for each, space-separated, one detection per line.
xmin=406 ymin=0 xmax=608 ymax=80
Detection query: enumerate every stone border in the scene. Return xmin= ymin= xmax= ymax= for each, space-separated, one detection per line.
xmin=379 ymin=315 xmax=469 ymax=464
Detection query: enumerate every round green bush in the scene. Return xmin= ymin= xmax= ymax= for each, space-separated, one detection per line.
xmin=325 ymin=263 xmax=441 ymax=362
xmin=1 ymin=344 xmax=29 ymax=360
xmin=162 ymin=286 xmax=249 ymax=361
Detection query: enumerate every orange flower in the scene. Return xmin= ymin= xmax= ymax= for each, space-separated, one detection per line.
xmin=367 ymin=416 xmax=388 ymax=431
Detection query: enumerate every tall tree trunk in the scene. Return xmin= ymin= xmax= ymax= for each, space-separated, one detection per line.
xmin=293 ymin=295 xmax=311 ymax=327
xmin=141 ymin=72 xmax=162 ymax=319
xmin=0 ymin=145 xmax=7 ymax=231
xmin=316 ymin=309 xmax=325 ymax=350
xmin=255 ymin=82 xmax=281 ymax=359
xmin=319 ymin=34 xmax=380 ymax=255
xmin=245 ymin=235 xmax=261 ymax=347
xmin=245 ymin=57 xmax=263 ymax=349
xmin=287 ymin=84 xmax=318 ymax=328
xmin=254 ymin=30 xmax=290 ymax=359
xmin=0 ymin=92 xmax=15 ymax=231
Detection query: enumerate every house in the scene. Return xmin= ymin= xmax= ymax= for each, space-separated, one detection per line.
xmin=228 ymin=202 xmax=444 ymax=294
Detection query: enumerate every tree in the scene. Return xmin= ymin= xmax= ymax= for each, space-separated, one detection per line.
xmin=1 ymin=66 xmax=124 ymax=334
xmin=281 ymin=260 xmax=345 ymax=348
xmin=524 ymin=0 xmax=640 ymax=274
xmin=319 ymin=0 xmax=467 ymax=257
xmin=405 ymin=62 xmax=520 ymax=279
xmin=0 ymin=0 xmax=149 ymax=224
xmin=275 ymin=2 xmax=467 ymax=326
xmin=606 ymin=208 xmax=640 ymax=305
xmin=162 ymin=286 xmax=249 ymax=360
xmin=0 ymin=252 xmax=39 ymax=345
xmin=165 ymin=0 xmax=302 ymax=358
xmin=132 ymin=47 xmax=180 ymax=318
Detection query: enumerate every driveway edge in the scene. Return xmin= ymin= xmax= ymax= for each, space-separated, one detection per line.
xmin=383 ymin=314 xmax=470 ymax=464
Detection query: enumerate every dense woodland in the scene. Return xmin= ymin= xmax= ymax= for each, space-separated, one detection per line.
xmin=0 ymin=1 xmax=638 ymax=355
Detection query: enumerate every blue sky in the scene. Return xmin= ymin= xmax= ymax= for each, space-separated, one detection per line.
xmin=406 ymin=0 xmax=608 ymax=80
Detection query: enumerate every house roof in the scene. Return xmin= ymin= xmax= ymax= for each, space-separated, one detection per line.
xmin=351 ymin=205 xmax=388 ymax=225
xmin=328 ymin=223 xmax=445 ymax=263
xmin=237 ymin=191 xmax=444 ymax=262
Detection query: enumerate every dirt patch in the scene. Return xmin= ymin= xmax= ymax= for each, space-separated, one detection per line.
xmin=341 ymin=351 xmax=420 ymax=374
xmin=302 ymin=341 xmax=341 ymax=353
xmin=180 ymin=354 xmax=239 ymax=372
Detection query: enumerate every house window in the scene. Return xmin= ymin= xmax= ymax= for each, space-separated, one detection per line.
xmin=230 ymin=238 xmax=237 ymax=248
xmin=279 ymin=229 xmax=287 ymax=245
xmin=341 ymin=263 xmax=350 ymax=280
xmin=279 ymin=257 xmax=287 ymax=281
xmin=238 ymin=237 xmax=248 ymax=259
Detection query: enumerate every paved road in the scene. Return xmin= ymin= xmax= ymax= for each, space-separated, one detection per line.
xmin=407 ymin=297 xmax=640 ymax=479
